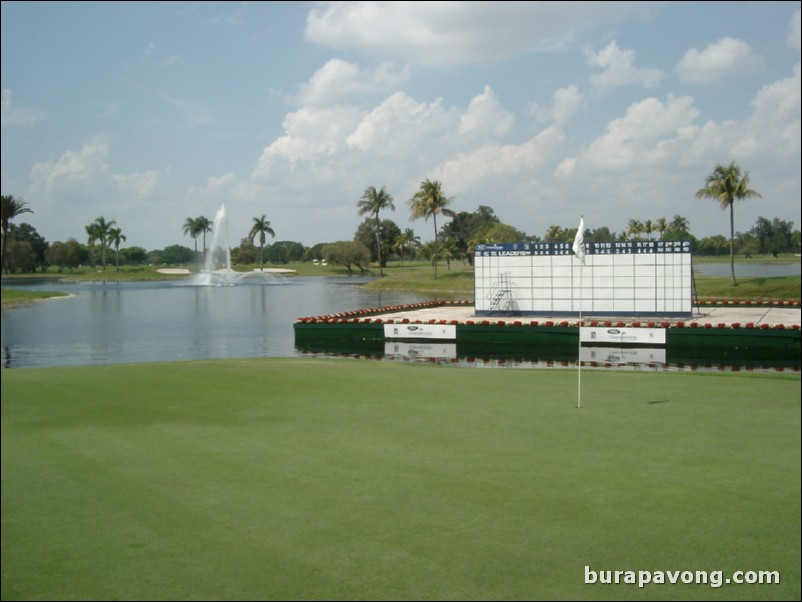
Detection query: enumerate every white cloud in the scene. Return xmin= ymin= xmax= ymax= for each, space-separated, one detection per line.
xmin=458 ymin=86 xmax=514 ymax=138
xmin=530 ymin=85 xmax=584 ymax=125
xmin=114 ymin=170 xmax=161 ymax=199
xmin=432 ymin=125 xmax=565 ymax=193
xmin=346 ymin=92 xmax=455 ymax=154
xmin=253 ymin=105 xmax=364 ymax=175
xmin=676 ymin=37 xmax=761 ymax=84
xmin=1 ymin=89 xmax=45 ymax=128
xmin=294 ymin=59 xmax=410 ymax=107
xmin=585 ymin=41 xmax=665 ymax=90
xmin=583 ymin=94 xmax=699 ymax=169
xmin=29 ymin=137 xmax=110 ymax=197
xmin=305 ymin=1 xmax=660 ymax=67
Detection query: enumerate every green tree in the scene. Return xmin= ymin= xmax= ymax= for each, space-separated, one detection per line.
xmin=196 ymin=216 xmax=212 ymax=259
xmin=393 ymin=228 xmax=420 ymax=266
xmin=85 ymin=216 xmax=116 ymax=271
xmin=408 ymin=179 xmax=455 ymax=279
xmin=695 ymin=161 xmax=761 ymax=285
xmin=183 ymin=217 xmax=202 ymax=265
xmin=322 ymin=241 xmax=371 ymax=275
xmin=626 ymin=219 xmax=644 ymax=240
xmin=249 ymin=215 xmax=276 ymax=272
xmin=46 ymin=238 xmax=84 ymax=273
xmin=108 ymin=226 xmax=126 ymax=272
xmin=357 ymin=186 xmax=395 ymax=276
xmin=7 ymin=222 xmax=48 ymax=272
xmin=1 ymin=195 xmax=33 ymax=273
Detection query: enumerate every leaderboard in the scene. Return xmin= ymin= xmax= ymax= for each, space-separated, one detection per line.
xmin=474 ymin=241 xmax=693 ymax=317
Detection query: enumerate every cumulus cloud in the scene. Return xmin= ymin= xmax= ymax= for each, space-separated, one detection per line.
xmin=458 ymin=86 xmax=514 ymax=138
xmin=585 ymin=41 xmax=666 ymax=90
xmin=346 ymin=92 xmax=455 ymax=154
xmin=29 ymin=138 xmax=110 ymax=197
xmin=305 ymin=1 xmax=659 ymax=67
xmin=1 ymin=89 xmax=45 ymax=128
xmin=253 ymin=105 xmax=365 ymax=175
xmin=294 ymin=59 xmax=410 ymax=107
xmin=675 ymin=37 xmax=761 ymax=84
xmin=530 ymin=85 xmax=584 ymax=125
xmin=583 ymin=94 xmax=699 ymax=169
xmin=432 ymin=125 xmax=565 ymax=193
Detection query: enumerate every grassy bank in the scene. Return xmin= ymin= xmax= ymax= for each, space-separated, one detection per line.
xmin=2 ymin=359 xmax=800 ymax=600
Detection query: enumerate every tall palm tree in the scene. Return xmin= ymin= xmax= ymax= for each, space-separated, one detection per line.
xmin=87 ymin=216 xmax=116 ymax=271
xmin=249 ymin=215 xmax=275 ymax=272
xmin=357 ymin=185 xmax=395 ymax=276
xmin=1 ymin=195 xmax=33 ymax=273
xmin=109 ymin=226 xmax=126 ymax=272
xmin=196 ymin=216 xmax=213 ymax=260
xmin=183 ymin=217 xmax=201 ymax=265
xmin=408 ymin=179 xmax=456 ymax=279
xmin=696 ymin=161 xmax=761 ymax=285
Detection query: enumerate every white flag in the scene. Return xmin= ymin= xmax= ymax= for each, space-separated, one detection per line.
xmin=572 ymin=216 xmax=585 ymax=263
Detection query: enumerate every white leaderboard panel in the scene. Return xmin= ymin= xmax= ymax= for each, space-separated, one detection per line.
xmin=475 ymin=241 xmax=692 ymax=317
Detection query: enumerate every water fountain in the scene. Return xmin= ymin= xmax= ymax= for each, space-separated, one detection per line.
xmin=191 ymin=203 xmax=287 ymax=286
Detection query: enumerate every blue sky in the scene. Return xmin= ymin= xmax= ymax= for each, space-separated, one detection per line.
xmin=2 ymin=1 xmax=800 ymax=251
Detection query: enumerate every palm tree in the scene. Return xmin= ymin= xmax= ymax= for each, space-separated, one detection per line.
xmin=696 ymin=161 xmax=761 ymax=285
xmin=408 ymin=179 xmax=456 ymax=279
xmin=393 ymin=228 xmax=420 ymax=266
xmin=183 ymin=217 xmax=201 ymax=265
xmin=196 ymin=216 xmax=213 ymax=260
xmin=655 ymin=217 xmax=668 ymax=240
xmin=249 ymin=215 xmax=275 ymax=272
xmin=1 ymin=195 xmax=33 ymax=273
xmin=643 ymin=219 xmax=654 ymax=241
xmin=87 ymin=216 xmax=116 ymax=271
xmin=357 ymin=186 xmax=395 ymax=276
xmin=627 ymin=219 xmax=644 ymax=240
xmin=108 ymin=226 xmax=126 ymax=272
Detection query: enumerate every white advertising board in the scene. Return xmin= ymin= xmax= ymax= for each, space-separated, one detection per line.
xmin=580 ymin=346 xmax=666 ymax=364
xmin=580 ymin=326 xmax=666 ymax=345
xmin=383 ymin=324 xmax=457 ymax=340
xmin=384 ymin=341 xmax=458 ymax=359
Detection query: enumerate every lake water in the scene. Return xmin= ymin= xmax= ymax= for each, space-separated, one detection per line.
xmin=1 ymin=276 xmax=433 ymax=369
xmin=3 ymin=264 xmax=799 ymax=371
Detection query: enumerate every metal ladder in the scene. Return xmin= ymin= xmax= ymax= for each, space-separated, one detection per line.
xmin=487 ymin=272 xmax=512 ymax=313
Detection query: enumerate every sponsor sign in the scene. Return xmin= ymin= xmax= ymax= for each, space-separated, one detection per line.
xmin=581 ymin=346 xmax=666 ymax=364
xmin=384 ymin=342 xmax=457 ymax=359
xmin=580 ymin=326 xmax=666 ymax=346
xmin=383 ymin=324 xmax=457 ymax=340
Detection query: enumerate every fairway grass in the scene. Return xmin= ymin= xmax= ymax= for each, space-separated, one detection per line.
xmin=2 ymin=360 xmax=800 ymax=601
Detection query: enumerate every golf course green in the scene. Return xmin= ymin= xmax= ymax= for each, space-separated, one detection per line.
xmin=2 ymin=359 xmax=799 ymax=600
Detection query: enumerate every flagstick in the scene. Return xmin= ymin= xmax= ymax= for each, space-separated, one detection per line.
xmin=577 ymin=259 xmax=583 ymax=409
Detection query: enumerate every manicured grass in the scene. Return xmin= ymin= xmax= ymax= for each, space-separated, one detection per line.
xmin=2 ymin=359 xmax=799 ymax=600
xmin=0 ymin=288 xmax=69 ymax=306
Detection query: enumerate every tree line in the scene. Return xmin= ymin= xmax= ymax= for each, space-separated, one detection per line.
xmin=2 ymin=162 xmax=800 ymax=280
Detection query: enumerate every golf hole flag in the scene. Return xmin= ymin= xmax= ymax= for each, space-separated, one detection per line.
xmin=572 ymin=216 xmax=585 ymax=263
